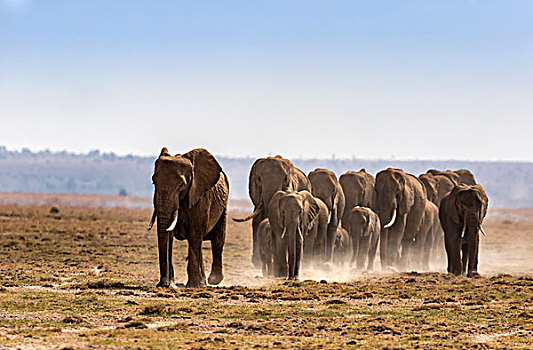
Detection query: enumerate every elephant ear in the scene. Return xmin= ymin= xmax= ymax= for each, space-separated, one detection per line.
xmin=397 ymin=174 xmax=414 ymax=215
xmin=249 ymin=159 xmax=265 ymax=207
xmin=182 ymin=148 xmax=222 ymax=208
xmin=448 ymin=187 xmax=464 ymax=224
xmin=302 ymin=192 xmax=320 ymax=231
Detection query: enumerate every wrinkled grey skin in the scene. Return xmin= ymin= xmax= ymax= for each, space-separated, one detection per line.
xmin=308 ymin=168 xmax=345 ymax=263
xmin=257 ymin=219 xmax=273 ymax=277
xmin=339 ymin=169 xmax=375 ymax=231
xmin=149 ymin=148 xmax=229 ymax=288
xmin=347 ymin=206 xmax=380 ymax=271
xmin=268 ymin=190 xmax=320 ymax=279
xmin=302 ymin=197 xmax=329 ymax=267
xmin=404 ymin=201 xmax=440 ymax=271
xmin=333 ymin=227 xmax=351 ymax=266
xmin=374 ymin=168 xmax=426 ymax=271
xmin=233 ymin=156 xmax=311 ymax=269
xmin=439 ymin=184 xmax=488 ymax=277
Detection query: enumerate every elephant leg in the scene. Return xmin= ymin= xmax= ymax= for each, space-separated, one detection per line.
xmin=379 ymin=228 xmax=388 ymax=269
xmin=273 ymin=235 xmax=288 ymax=277
xmin=293 ymin=234 xmax=303 ymax=280
xmin=367 ymin=233 xmax=379 ymax=271
xmin=357 ymin=237 xmax=369 ymax=271
xmin=448 ymin=235 xmax=462 ymax=276
xmin=251 ymin=214 xmax=264 ymax=269
xmin=422 ymin=227 xmax=434 ymax=271
xmin=467 ymin=234 xmax=480 ymax=277
xmin=349 ymin=234 xmax=358 ymax=267
xmin=444 ymin=233 xmax=453 ymax=273
xmin=261 ymin=255 xmax=268 ymax=277
xmin=156 ymin=231 xmax=172 ymax=287
xmin=303 ymin=225 xmax=316 ymax=267
xmin=186 ymin=231 xmax=207 ymax=287
xmin=208 ymin=210 xmax=226 ymax=285
xmin=461 ymin=241 xmax=468 ymax=276
xmin=326 ymin=223 xmax=336 ymax=262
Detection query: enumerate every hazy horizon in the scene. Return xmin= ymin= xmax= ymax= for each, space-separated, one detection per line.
xmin=2 ymin=1 xmax=532 ymax=161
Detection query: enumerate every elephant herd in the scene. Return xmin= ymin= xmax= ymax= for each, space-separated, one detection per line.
xmin=233 ymin=156 xmax=489 ymax=281
xmin=147 ymin=148 xmax=489 ymax=288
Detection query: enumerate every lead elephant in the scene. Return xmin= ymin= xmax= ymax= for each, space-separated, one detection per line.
xmin=374 ymin=168 xmax=426 ymax=270
xmin=339 ymin=169 xmax=375 ymax=231
xmin=268 ymin=190 xmax=321 ymax=279
xmin=233 ymin=156 xmax=311 ymax=268
xmin=439 ymin=184 xmax=488 ymax=277
xmin=148 ymin=148 xmax=229 ymax=288
xmin=308 ymin=168 xmax=345 ymax=263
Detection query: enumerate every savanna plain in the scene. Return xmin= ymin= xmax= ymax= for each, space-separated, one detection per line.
xmin=0 ymin=194 xmax=531 ymax=349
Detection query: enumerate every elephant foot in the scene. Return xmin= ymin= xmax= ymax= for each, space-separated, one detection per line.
xmin=467 ymin=271 xmax=480 ymax=278
xmin=156 ymin=278 xmax=177 ymax=288
xmin=252 ymin=254 xmax=261 ymax=269
xmin=208 ymin=271 xmax=224 ymax=285
xmin=186 ymin=279 xmax=207 ymax=288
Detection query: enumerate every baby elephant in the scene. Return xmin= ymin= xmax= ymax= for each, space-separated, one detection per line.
xmin=257 ymin=219 xmax=274 ymax=277
xmin=348 ymin=207 xmax=380 ymax=271
xmin=333 ymin=227 xmax=351 ymax=266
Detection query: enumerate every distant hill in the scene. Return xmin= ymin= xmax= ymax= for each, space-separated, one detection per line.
xmin=0 ymin=146 xmax=531 ymax=208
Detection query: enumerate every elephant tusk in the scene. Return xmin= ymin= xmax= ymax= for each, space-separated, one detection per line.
xmin=461 ymin=221 xmax=466 ymax=238
xmin=166 ymin=210 xmax=178 ymax=231
xmin=383 ymin=208 xmax=397 ymax=229
xmin=147 ymin=210 xmax=156 ymax=231
xmin=479 ymin=225 xmax=487 ymax=236
xmin=297 ymin=226 xmax=303 ymax=241
xmin=280 ymin=227 xmax=287 ymax=239
xmin=327 ymin=211 xmax=332 ymax=224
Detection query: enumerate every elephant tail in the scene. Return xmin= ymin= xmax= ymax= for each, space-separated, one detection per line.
xmin=232 ymin=203 xmax=262 ymax=222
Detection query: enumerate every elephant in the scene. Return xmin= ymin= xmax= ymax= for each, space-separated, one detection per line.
xmin=419 ymin=173 xmax=455 ymax=206
xmin=347 ymin=206 xmax=380 ymax=271
xmin=426 ymin=169 xmax=476 ymax=186
xmin=308 ymin=168 xmax=345 ymax=263
xmin=439 ymin=184 xmax=488 ymax=277
xmin=257 ymin=219 xmax=273 ymax=277
xmin=232 ymin=156 xmax=311 ymax=268
xmin=268 ymin=190 xmax=321 ymax=279
xmin=339 ymin=169 xmax=375 ymax=231
xmin=333 ymin=227 xmax=351 ymax=266
xmin=148 ymin=148 xmax=229 ymax=288
xmin=374 ymin=168 xmax=426 ymax=270
xmin=404 ymin=201 xmax=440 ymax=271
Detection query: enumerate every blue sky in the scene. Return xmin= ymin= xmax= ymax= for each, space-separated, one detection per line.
xmin=1 ymin=1 xmax=532 ymax=160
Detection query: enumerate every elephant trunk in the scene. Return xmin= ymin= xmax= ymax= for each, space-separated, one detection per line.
xmin=155 ymin=194 xmax=179 ymax=233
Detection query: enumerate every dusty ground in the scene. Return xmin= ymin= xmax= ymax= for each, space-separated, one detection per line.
xmin=0 ymin=194 xmax=531 ymax=349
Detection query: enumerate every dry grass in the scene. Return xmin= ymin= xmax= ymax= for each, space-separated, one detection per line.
xmin=0 ymin=194 xmax=531 ymax=349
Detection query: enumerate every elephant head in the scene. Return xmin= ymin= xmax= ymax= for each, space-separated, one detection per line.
xmin=454 ymin=169 xmax=477 ymax=186
xmin=374 ymin=168 xmax=414 ymax=229
xmin=268 ymin=190 xmax=320 ymax=279
xmin=150 ymin=147 xmax=222 ymax=233
xmin=419 ymin=173 xmax=438 ymax=204
xmin=448 ymin=185 xmax=488 ymax=236
xmin=308 ymin=168 xmax=339 ymax=215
